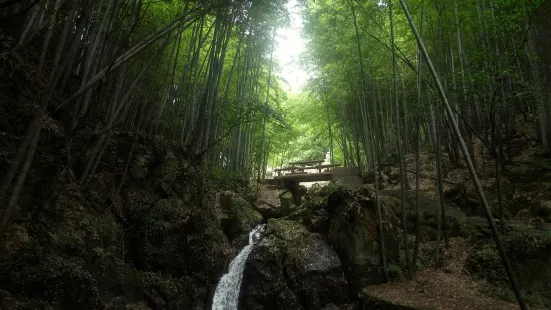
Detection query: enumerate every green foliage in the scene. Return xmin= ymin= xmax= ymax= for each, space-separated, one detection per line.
xmin=266 ymin=0 xmax=548 ymax=172
xmin=386 ymin=263 xmax=403 ymax=280
xmin=0 ymin=249 xmax=101 ymax=310
xmin=318 ymin=182 xmax=344 ymax=197
xmin=466 ymin=228 xmax=551 ymax=307
xmin=140 ymin=198 xmax=184 ymax=237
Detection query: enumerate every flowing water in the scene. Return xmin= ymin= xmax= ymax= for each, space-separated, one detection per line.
xmin=211 ymin=224 xmax=266 ymax=310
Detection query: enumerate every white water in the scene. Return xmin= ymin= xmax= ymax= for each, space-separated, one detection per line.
xmin=212 ymin=224 xmax=266 ymax=310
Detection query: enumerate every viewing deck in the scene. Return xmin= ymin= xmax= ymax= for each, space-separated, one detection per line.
xmin=261 ymin=161 xmax=362 ymax=205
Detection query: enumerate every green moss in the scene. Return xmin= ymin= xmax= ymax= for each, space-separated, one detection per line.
xmin=283 ymin=195 xmax=326 ymax=220
xmin=0 ymin=289 xmax=55 ymax=310
xmin=227 ymin=195 xmax=263 ymax=230
xmin=267 ymin=219 xmax=309 ymax=242
xmin=319 ymin=183 xmax=344 ymax=198
xmin=386 ymin=264 xmax=403 ymax=281
xmin=327 ymin=203 xmax=386 ymax=292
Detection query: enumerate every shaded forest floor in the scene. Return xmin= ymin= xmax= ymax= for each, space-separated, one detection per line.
xmin=362 ymin=121 xmax=551 ymax=309
xmin=366 ymin=238 xmax=521 ymax=310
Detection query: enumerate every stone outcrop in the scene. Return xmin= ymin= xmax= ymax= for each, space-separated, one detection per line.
xmin=219 ymin=191 xmax=264 ymax=247
xmin=243 ymin=184 xmax=404 ymax=303
xmin=240 ymin=219 xmax=349 ymax=310
xmin=326 ymin=187 xmax=400 ymax=294
xmin=0 ymin=135 xmax=237 ymax=310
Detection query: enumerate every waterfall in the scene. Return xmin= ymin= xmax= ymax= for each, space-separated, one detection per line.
xmin=212 ymin=224 xmax=266 ymax=310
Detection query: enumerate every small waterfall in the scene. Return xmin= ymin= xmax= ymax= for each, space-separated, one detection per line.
xmin=212 ymin=224 xmax=266 ymax=310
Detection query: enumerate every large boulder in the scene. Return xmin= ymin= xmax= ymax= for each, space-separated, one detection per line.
xmin=327 ymin=188 xmax=400 ymax=294
xmin=254 ymin=202 xmax=281 ymax=220
xmin=123 ymin=187 xmax=233 ymax=306
xmin=220 ymin=191 xmax=264 ymax=245
xmin=279 ymin=191 xmax=296 ymax=215
xmin=282 ymin=183 xmax=345 ymax=235
xmin=283 ymin=194 xmax=331 ymax=234
xmin=240 ymin=219 xmax=349 ymax=310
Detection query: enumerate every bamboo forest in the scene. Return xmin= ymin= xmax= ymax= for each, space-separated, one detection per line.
xmin=1 ymin=0 xmax=550 ymax=309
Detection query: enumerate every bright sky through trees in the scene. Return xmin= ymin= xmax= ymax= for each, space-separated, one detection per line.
xmin=275 ymin=0 xmax=310 ymax=93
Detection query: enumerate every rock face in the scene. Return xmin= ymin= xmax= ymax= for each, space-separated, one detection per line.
xmin=279 ymin=191 xmax=296 ymax=215
xmin=240 ymin=219 xmax=349 ymax=310
xmin=220 ymin=191 xmax=264 ymax=246
xmin=251 ymin=184 xmax=403 ymax=299
xmin=0 ymin=135 xmax=235 ymax=310
xmin=327 ymin=187 xmax=400 ymax=294
xmin=283 ymin=194 xmax=331 ymax=234
xmin=254 ymin=202 xmax=281 ymax=219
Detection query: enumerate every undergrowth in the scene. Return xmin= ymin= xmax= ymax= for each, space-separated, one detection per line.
xmin=466 ymin=227 xmax=551 ymax=308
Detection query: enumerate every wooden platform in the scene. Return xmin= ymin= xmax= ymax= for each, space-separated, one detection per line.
xmin=265 ymin=167 xmax=362 ymax=189
xmin=273 ymin=171 xmax=333 ymax=182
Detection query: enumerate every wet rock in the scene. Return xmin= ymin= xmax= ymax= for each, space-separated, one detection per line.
xmin=240 ymin=219 xmax=349 ymax=310
xmin=323 ymin=303 xmax=341 ymax=310
xmin=254 ymin=202 xmax=281 ymax=220
xmin=220 ymin=191 xmax=263 ymax=243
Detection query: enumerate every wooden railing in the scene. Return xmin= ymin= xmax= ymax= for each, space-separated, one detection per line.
xmin=273 ymin=161 xmax=341 ymax=177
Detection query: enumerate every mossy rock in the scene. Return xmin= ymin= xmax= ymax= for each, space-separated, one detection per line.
xmin=280 ymin=191 xmax=295 ymax=213
xmin=91 ymin=255 xmax=145 ymax=306
xmin=220 ymin=191 xmax=263 ymax=242
xmin=267 ymin=218 xmax=310 ymax=242
xmin=3 ymin=254 xmax=101 ymax=310
xmin=327 ymin=199 xmax=400 ymax=294
xmin=137 ymin=272 xmax=204 ymax=309
xmin=0 ymin=289 xmax=55 ymax=310
xmin=319 ymin=183 xmax=345 ymax=198
xmin=240 ymin=219 xmax=349 ymax=309
xmin=359 ymin=288 xmax=421 ymax=310
xmin=283 ymin=195 xmax=331 ymax=233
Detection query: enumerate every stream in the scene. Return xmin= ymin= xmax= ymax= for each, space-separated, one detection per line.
xmin=211 ymin=224 xmax=266 ymax=310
